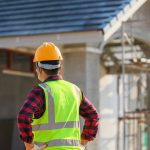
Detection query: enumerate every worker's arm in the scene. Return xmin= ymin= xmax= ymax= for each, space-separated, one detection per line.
xmin=79 ymin=93 xmax=100 ymax=145
xmin=17 ymin=86 xmax=45 ymax=148
xmin=81 ymin=137 xmax=89 ymax=145
xmin=24 ymin=142 xmax=47 ymax=150
xmin=24 ymin=142 xmax=34 ymax=150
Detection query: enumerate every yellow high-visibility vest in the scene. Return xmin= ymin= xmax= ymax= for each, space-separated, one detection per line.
xmin=32 ymin=80 xmax=82 ymax=150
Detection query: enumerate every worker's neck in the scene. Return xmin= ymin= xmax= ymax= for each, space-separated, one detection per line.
xmin=41 ymin=73 xmax=58 ymax=82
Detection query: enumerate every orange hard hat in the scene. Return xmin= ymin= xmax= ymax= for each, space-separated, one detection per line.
xmin=33 ymin=42 xmax=63 ymax=62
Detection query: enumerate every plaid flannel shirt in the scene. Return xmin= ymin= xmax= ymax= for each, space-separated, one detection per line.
xmin=17 ymin=75 xmax=99 ymax=143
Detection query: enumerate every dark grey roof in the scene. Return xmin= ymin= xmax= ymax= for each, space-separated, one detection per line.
xmin=0 ymin=0 xmax=141 ymax=36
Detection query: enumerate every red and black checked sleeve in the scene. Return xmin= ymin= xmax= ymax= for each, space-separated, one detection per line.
xmin=79 ymin=94 xmax=100 ymax=141
xmin=17 ymin=75 xmax=61 ymax=143
xmin=17 ymin=86 xmax=45 ymax=143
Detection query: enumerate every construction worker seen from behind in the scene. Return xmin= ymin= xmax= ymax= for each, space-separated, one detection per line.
xmin=17 ymin=42 xmax=100 ymax=150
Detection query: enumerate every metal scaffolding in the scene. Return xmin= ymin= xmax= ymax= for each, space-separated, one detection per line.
xmin=101 ymin=19 xmax=150 ymax=150
xmin=117 ymin=21 xmax=150 ymax=150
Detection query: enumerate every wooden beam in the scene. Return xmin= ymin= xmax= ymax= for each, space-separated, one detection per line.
xmin=30 ymin=56 xmax=34 ymax=72
xmin=106 ymin=64 xmax=150 ymax=74
xmin=0 ymin=48 xmax=34 ymax=55
xmin=119 ymin=116 xmax=141 ymax=121
xmin=2 ymin=69 xmax=35 ymax=78
xmin=6 ymin=51 xmax=13 ymax=69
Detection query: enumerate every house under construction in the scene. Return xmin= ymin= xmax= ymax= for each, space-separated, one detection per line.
xmin=0 ymin=0 xmax=150 ymax=150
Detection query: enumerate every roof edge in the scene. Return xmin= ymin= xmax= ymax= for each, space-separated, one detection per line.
xmin=103 ymin=0 xmax=147 ymax=42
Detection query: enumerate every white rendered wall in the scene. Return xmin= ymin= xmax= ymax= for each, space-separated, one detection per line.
xmin=100 ymin=75 xmax=118 ymax=150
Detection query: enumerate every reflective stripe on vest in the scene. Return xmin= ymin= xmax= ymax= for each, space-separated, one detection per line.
xmin=35 ymin=139 xmax=80 ymax=147
xmin=32 ymin=80 xmax=82 ymax=148
xmin=32 ymin=83 xmax=80 ymax=130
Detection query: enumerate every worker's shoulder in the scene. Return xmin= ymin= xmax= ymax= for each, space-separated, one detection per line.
xmin=31 ymin=85 xmax=44 ymax=93
xmin=63 ymin=80 xmax=81 ymax=90
xmin=26 ymin=85 xmax=44 ymax=97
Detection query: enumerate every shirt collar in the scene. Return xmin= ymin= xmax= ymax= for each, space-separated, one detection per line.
xmin=44 ymin=74 xmax=63 ymax=82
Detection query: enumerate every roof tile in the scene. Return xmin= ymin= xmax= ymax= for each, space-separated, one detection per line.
xmin=0 ymin=0 xmax=136 ymax=36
